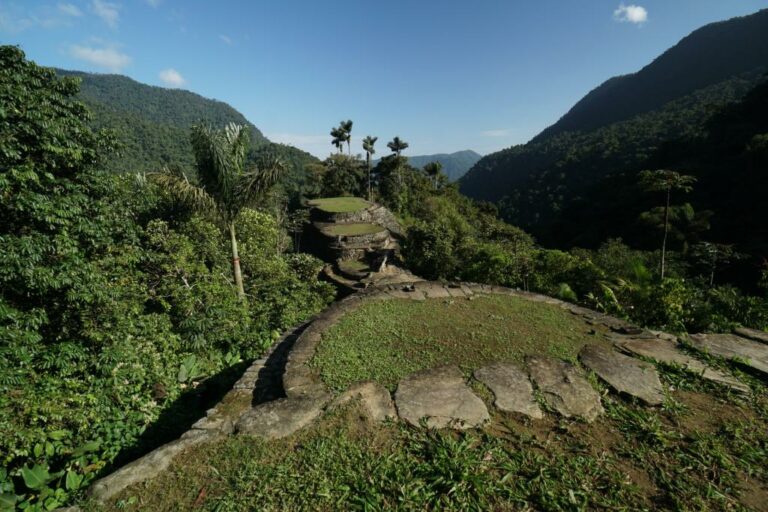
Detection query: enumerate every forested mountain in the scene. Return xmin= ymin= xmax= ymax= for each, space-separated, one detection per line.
xmin=402 ymin=150 xmax=482 ymax=181
xmin=460 ymin=8 xmax=768 ymax=266
xmin=55 ymin=69 xmax=318 ymax=196
xmin=534 ymin=8 xmax=768 ymax=140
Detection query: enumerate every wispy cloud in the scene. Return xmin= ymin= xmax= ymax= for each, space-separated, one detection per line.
xmin=92 ymin=0 xmax=119 ymax=29
xmin=480 ymin=129 xmax=510 ymax=137
xmin=58 ymin=3 xmax=83 ymax=17
xmin=0 ymin=4 xmax=73 ymax=33
xmin=145 ymin=0 xmax=162 ymax=7
xmin=159 ymin=68 xmax=186 ymax=87
xmin=613 ymin=4 xmax=648 ymax=24
xmin=70 ymin=43 xmax=131 ymax=72
xmin=219 ymin=34 xmax=233 ymax=45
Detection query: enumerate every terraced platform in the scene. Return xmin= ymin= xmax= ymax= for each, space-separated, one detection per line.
xmin=84 ymin=281 xmax=767 ymax=508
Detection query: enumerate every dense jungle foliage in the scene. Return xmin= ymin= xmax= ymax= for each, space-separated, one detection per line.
xmin=305 ymin=129 xmax=768 ymax=336
xmin=0 ymin=47 xmax=333 ymax=510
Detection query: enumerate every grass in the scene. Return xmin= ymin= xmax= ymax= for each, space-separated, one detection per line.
xmin=311 ymin=295 xmax=609 ymax=392
xmin=90 ymin=374 xmax=768 ymax=511
xmin=307 ymin=196 xmax=371 ymax=213
xmin=321 ymin=223 xmax=386 ymax=237
xmin=338 ymin=259 xmax=371 ymax=273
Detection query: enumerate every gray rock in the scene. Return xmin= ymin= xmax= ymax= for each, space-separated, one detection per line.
xmin=689 ymin=333 xmax=768 ymax=376
xmin=418 ymin=283 xmax=452 ymax=298
xmin=329 ymin=381 xmax=396 ymax=422
xmin=89 ymin=429 xmax=216 ymax=502
xmin=527 ymin=356 xmax=604 ymax=422
xmin=235 ymin=394 xmax=329 ymax=438
xmin=474 ymin=362 xmax=543 ymax=419
xmin=616 ymin=338 xmax=749 ymax=394
xmin=734 ymin=327 xmax=768 ymax=345
xmin=579 ymin=344 xmax=665 ymax=406
xmin=395 ymin=365 xmax=489 ymax=429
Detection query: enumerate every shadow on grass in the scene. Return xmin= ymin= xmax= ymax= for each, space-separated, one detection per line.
xmin=102 ymin=360 xmax=249 ymax=475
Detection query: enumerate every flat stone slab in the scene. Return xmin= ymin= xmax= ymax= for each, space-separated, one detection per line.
xmin=616 ymin=338 xmax=749 ymax=394
xmin=689 ymin=333 xmax=768 ymax=376
xmin=527 ymin=356 xmax=604 ymax=422
xmin=579 ymin=344 xmax=665 ymax=405
xmin=330 ymin=381 xmax=396 ymax=422
xmin=235 ymin=394 xmax=329 ymax=438
xmin=395 ymin=365 xmax=489 ymax=429
xmin=734 ymin=327 xmax=768 ymax=345
xmin=474 ymin=363 xmax=543 ymax=419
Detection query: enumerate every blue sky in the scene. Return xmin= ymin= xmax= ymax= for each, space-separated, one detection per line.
xmin=2 ymin=1 xmax=767 ymax=158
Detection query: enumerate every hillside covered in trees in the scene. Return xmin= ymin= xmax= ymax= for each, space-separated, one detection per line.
xmin=380 ymin=150 xmax=482 ymax=182
xmin=56 ymin=69 xmax=318 ymax=198
xmin=460 ymin=9 xmax=768 ymax=289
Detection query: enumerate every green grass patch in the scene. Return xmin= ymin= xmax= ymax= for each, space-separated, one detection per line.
xmin=321 ymin=223 xmax=385 ymax=237
xmin=311 ymin=295 xmax=609 ymax=392
xmin=338 ymin=259 xmax=371 ymax=273
xmin=307 ymin=196 xmax=371 ymax=213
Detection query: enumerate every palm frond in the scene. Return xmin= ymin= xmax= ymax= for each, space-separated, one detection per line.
xmin=151 ymin=167 xmax=218 ymax=214
xmin=235 ymin=154 xmax=287 ymax=210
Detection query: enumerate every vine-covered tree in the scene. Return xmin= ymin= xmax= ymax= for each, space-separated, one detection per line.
xmin=639 ymin=169 xmax=697 ymax=279
xmin=154 ymin=123 xmax=285 ymax=298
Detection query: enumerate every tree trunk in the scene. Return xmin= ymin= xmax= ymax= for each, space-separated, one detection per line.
xmin=661 ymin=187 xmax=670 ymax=280
xmin=229 ymin=221 xmax=245 ymax=299
xmin=367 ymin=153 xmax=372 ymax=201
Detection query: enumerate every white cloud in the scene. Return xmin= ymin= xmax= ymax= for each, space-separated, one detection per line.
xmin=219 ymin=34 xmax=233 ymax=45
xmin=159 ymin=68 xmax=186 ymax=87
xmin=58 ymin=3 xmax=83 ymax=17
xmin=481 ymin=129 xmax=510 ymax=137
xmin=145 ymin=0 xmax=162 ymax=7
xmin=0 ymin=4 xmax=72 ymax=32
xmin=613 ymin=4 xmax=648 ymax=24
xmin=92 ymin=0 xmax=119 ymax=28
xmin=70 ymin=44 xmax=131 ymax=72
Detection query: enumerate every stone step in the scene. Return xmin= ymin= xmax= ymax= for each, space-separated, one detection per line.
xmin=474 ymin=362 xmax=543 ymax=419
xmin=394 ymin=365 xmax=489 ymax=430
xmin=527 ymin=356 xmax=604 ymax=422
xmin=579 ymin=344 xmax=665 ymax=406
xmin=734 ymin=327 xmax=768 ymax=345
xmin=615 ymin=337 xmax=749 ymax=394
xmin=689 ymin=333 xmax=768 ymax=376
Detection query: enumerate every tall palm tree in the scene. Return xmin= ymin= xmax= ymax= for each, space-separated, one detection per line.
xmin=362 ymin=135 xmax=378 ymax=201
xmin=639 ymin=169 xmax=697 ymax=279
xmin=154 ymin=123 xmax=285 ymax=298
xmin=424 ymin=161 xmax=442 ymax=189
xmin=330 ymin=126 xmax=345 ymax=154
xmin=340 ymin=119 xmax=353 ymax=155
xmin=387 ymin=136 xmax=409 ymax=156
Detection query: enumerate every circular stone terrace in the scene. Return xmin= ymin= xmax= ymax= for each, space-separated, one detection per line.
xmin=86 ymin=281 xmax=766 ymax=505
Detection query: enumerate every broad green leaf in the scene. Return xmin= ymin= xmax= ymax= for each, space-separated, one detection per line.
xmin=65 ymin=471 xmax=82 ymax=491
xmin=72 ymin=441 xmax=100 ymax=457
xmin=21 ymin=464 xmax=51 ymax=490
xmin=47 ymin=430 xmax=68 ymax=441
xmin=0 ymin=493 xmax=17 ymax=509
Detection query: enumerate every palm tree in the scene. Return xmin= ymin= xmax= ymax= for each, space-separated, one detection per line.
xmin=330 ymin=126 xmax=345 ymax=154
xmin=424 ymin=161 xmax=442 ymax=189
xmin=154 ymin=123 xmax=285 ymax=298
xmin=639 ymin=169 xmax=696 ymax=279
xmin=340 ymin=120 xmax=353 ymax=155
xmin=387 ymin=136 xmax=409 ymax=156
xmin=362 ymin=135 xmax=378 ymax=201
